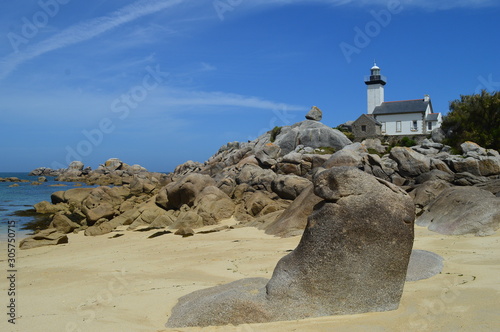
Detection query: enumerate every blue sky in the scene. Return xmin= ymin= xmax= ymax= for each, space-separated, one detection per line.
xmin=1 ymin=0 xmax=499 ymax=172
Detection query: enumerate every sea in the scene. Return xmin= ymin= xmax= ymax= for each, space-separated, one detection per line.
xmin=0 ymin=172 xmax=95 ymax=241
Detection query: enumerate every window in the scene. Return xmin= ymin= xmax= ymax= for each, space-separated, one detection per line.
xmin=381 ymin=122 xmax=386 ymax=133
xmin=428 ymin=122 xmax=433 ymax=131
xmin=411 ymin=120 xmax=418 ymax=131
xmin=396 ymin=121 xmax=402 ymax=132
xmin=361 ymin=125 xmax=367 ymax=132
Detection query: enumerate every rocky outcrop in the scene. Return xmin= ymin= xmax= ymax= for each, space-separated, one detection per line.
xmin=49 ymin=214 xmax=80 ymax=234
xmin=305 ymin=106 xmax=323 ymax=121
xmin=264 ymin=185 xmax=322 ymax=237
xmin=409 ymin=180 xmax=453 ymax=215
xmin=255 ymin=143 xmax=281 ymax=168
xmin=274 ymin=120 xmax=352 ymax=155
xmin=84 ymin=219 xmax=123 ymax=236
xmin=166 ymin=167 xmax=415 ymax=327
xmin=362 ymin=138 xmax=387 ymax=154
xmin=431 ymin=128 xmax=445 ymax=143
xmin=19 ymin=229 xmax=69 ymax=250
xmin=390 ymin=147 xmax=431 ymax=177
xmin=27 ymin=106 xmax=500 ymax=248
xmin=271 ymin=175 xmax=311 ymax=200
xmin=81 ymin=186 xmax=128 ymax=225
xmin=27 ymin=133 xmax=500 ymax=246
xmin=30 ymin=158 xmax=169 ymax=187
xmin=406 ymin=250 xmax=444 ymax=282
xmin=0 ymin=177 xmax=29 ymax=183
xmin=475 ymin=179 xmax=500 ymax=197
xmin=29 ymin=167 xmax=60 ymax=177
xmin=163 ymin=173 xmax=216 ymax=210
xmin=171 ymin=211 xmax=204 ymax=229
xmin=236 ymin=164 xmax=277 ymax=192
xmin=34 ymin=201 xmax=70 ymax=214
xmin=417 ymin=186 xmax=500 ymax=236
xmin=194 ymin=186 xmax=235 ymax=225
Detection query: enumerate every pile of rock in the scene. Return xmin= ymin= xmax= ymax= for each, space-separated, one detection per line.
xmin=29 ymin=167 xmax=60 ymax=177
xmin=166 ymin=167 xmax=415 ymax=327
xmin=23 ymin=107 xmax=500 ymax=248
xmin=0 ymin=177 xmax=29 ymax=183
xmin=29 ymin=158 xmax=164 ymax=186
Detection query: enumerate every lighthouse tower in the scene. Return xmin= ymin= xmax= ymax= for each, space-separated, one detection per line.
xmin=365 ymin=63 xmax=387 ymax=114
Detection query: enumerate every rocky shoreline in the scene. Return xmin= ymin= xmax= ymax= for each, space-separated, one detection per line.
xmin=20 ymin=108 xmax=500 ymax=249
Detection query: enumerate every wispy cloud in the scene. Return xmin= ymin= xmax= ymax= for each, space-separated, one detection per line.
xmin=0 ymin=0 xmax=184 ymax=79
xmin=156 ymin=87 xmax=305 ymax=111
xmin=249 ymin=0 xmax=498 ymax=10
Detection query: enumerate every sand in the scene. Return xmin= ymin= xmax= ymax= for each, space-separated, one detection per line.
xmin=1 ymin=219 xmax=499 ymax=332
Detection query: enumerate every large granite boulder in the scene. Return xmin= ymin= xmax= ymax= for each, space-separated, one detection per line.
xmin=56 ymin=161 xmax=86 ymax=181
xmin=51 ymin=188 xmax=93 ymax=208
xmin=170 ymin=211 xmax=204 ymax=229
xmin=323 ymin=148 xmax=364 ymax=168
xmin=461 ymin=141 xmax=487 ymax=157
xmin=49 ymin=214 xmax=80 ymax=234
xmin=305 ymin=106 xmax=323 ymax=121
xmin=103 ymin=158 xmax=122 ymax=170
xmin=409 ymin=180 xmax=453 ymax=215
xmin=166 ymin=167 xmax=415 ymax=327
xmin=243 ymin=192 xmax=283 ymax=218
xmin=129 ymin=174 xmax=156 ymax=195
xmin=84 ymin=219 xmax=122 ymax=236
xmin=477 ymin=156 xmax=500 ymax=176
xmin=80 ymin=186 xmax=126 ymax=225
xmin=417 ymin=186 xmax=500 ymax=236
xmin=194 ymin=186 xmax=235 ymax=225
xmin=255 ymin=143 xmax=281 ymax=167
xmin=273 ymin=120 xmax=351 ymax=155
xmin=236 ymin=164 xmax=277 ymax=192
xmin=390 ymin=147 xmax=431 ymax=177
xmin=34 ymin=201 xmax=69 ymax=215
xmin=475 ymin=179 xmax=500 ymax=197
xmin=406 ymin=250 xmax=444 ymax=282
xmin=127 ymin=198 xmax=175 ymax=230
xmin=69 ymin=161 xmax=84 ymax=171
xmin=20 ymin=229 xmax=69 ymax=250
xmin=431 ymin=128 xmax=445 ymax=143
xmin=447 ymin=157 xmax=481 ymax=175
xmin=265 ymin=185 xmax=322 ymax=237
xmin=83 ymin=203 xmax=116 ymax=225
xmin=271 ymin=175 xmax=311 ymax=200
xmin=164 ymin=173 xmax=216 ymax=210
xmin=362 ymin=138 xmax=387 ymax=154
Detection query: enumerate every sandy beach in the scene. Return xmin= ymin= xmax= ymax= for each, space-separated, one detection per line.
xmin=2 ymin=219 xmax=499 ymax=332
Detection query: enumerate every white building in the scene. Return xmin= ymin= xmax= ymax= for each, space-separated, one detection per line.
xmin=353 ymin=63 xmax=442 ymax=138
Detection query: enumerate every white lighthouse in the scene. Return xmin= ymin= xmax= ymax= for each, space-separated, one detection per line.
xmin=365 ymin=63 xmax=387 ymax=114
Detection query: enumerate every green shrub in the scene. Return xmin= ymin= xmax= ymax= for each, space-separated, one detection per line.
xmin=449 ymin=146 xmax=463 ymax=156
xmin=367 ymin=148 xmax=383 ymax=156
xmin=344 ymin=131 xmax=355 ymax=141
xmin=442 ymin=90 xmax=500 ymax=151
xmin=270 ymin=126 xmax=282 ymax=143
xmin=335 ymin=126 xmax=355 ymax=141
xmin=400 ymin=137 xmax=417 ymax=147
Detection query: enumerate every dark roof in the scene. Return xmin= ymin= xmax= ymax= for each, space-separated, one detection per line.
xmin=373 ymin=99 xmax=431 ymax=115
xmin=426 ymin=113 xmax=440 ymax=121
xmin=354 ymin=114 xmax=382 ymax=126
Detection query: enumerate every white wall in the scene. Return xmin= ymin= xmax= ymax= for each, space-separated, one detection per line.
xmin=376 ymin=113 xmax=425 ymax=136
xmin=367 ymin=84 xmax=384 ymax=114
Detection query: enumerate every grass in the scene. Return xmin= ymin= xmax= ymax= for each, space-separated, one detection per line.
xmin=270 ymin=126 xmax=282 ymax=143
